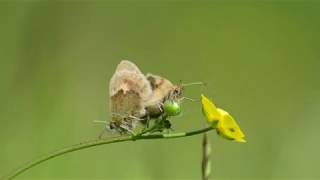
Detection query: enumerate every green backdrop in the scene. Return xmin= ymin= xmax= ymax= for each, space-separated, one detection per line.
xmin=1 ymin=1 xmax=320 ymax=179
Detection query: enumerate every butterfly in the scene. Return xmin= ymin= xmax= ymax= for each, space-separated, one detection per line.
xmin=201 ymin=94 xmax=246 ymax=143
xmin=108 ymin=60 xmax=183 ymax=134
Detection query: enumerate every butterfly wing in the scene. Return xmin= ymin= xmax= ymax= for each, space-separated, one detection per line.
xmin=145 ymin=73 xmax=175 ymax=105
xmin=144 ymin=73 xmax=182 ymax=117
xmin=110 ymin=60 xmax=152 ymax=101
xmin=109 ymin=60 xmax=152 ymax=131
xmin=112 ymin=60 xmax=142 ymax=76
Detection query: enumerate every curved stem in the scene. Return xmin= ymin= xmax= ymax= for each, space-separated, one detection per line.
xmin=3 ymin=127 xmax=214 ymax=180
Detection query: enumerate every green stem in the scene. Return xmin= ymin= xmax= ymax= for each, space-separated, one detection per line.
xmin=3 ymin=126 xmax=214 ymax=180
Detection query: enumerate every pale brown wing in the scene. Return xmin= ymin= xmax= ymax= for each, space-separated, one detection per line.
xmin=110 ymin=89 xmax=142 ymax=130
xmin=144 ymin=73 xmax=183 ymax=117
xmin=109 ymin=60 xmax=152 ymax=131
xmin=114 ymin=60 xmax=142 ymax=75
xmin=110 ymin=61 xmax=152 ymax=101
xmin=144 ymin=73 xmax=175 ymax=106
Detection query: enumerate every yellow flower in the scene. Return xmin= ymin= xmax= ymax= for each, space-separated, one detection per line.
xmin=201 ymin=94 xmax=220 ymax=127
xmin=201 ymin=94 xmax=246 ymax=143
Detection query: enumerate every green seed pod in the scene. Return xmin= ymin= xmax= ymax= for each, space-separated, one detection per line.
xmin=163 ymin=100 xmax=181 ymax=116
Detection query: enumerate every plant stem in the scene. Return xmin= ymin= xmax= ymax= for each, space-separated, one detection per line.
xmin=3 ymin=126 xmax=213 ymax=180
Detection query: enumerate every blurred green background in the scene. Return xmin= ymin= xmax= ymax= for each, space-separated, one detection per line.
xmin=1 ymin=1 xmax=320 ymax=179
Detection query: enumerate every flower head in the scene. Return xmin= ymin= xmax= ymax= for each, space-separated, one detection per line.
xmin=201 ymin=94 xmax=246 ymax=143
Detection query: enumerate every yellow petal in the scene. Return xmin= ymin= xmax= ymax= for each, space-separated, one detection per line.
xmin=216 ymin=108 xmax=246 ymax=143
xmin=235 ymin=138 xmax=246 ymax=143
xmin=201 ymin=94 xmax=221 ymax=125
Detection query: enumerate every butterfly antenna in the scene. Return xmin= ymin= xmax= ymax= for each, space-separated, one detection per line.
xmin=93 ymin=120 xmax=107 ymax=124
xmin=181 ymin=82 xmax=206 ymax=87
xmin=98 ymin=129 xmax=107 ymax=139
xmin=181 ymin=97 xmax=197 ymax=102
xmin=180 ymin=96 xmax=200 ymax=103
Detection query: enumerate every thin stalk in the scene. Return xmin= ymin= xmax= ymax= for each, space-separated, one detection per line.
xmin=3 ymin=126 xmax=214 ymax=180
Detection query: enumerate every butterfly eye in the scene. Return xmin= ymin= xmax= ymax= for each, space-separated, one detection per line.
xmin=174 ymin=88 xmax=182 ymax=96
xmin=163 ymin=100 xmax=181 ymax=116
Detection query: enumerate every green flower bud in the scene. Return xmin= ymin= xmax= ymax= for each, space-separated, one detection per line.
xmin=163 ymin=100 xmax=181 ymax=116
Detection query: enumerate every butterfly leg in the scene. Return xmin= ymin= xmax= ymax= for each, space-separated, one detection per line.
xmin=145 ymin=115 xmax=150 ymax=129
xmin=158 ymin=103 xmax=163 ymax=113
xmin=180 ymin=96 xmax=197 ymax=102
xmin=128 ymin=115 xmax=143 ymax=121
xmin=120 ymin=124 xmax=136 ymax=136
xmin=98 ymin=128 xmax=107 ymax=139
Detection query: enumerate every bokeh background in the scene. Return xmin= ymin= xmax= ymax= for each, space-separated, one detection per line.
xmin=1 ymin=1 xmax=320 ymax=179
